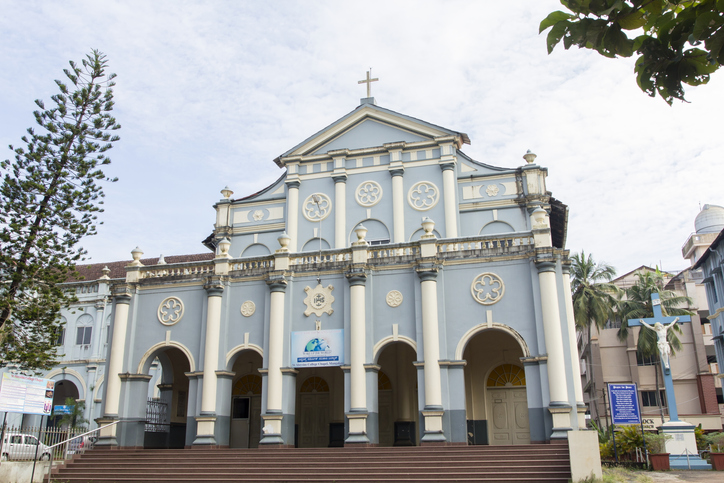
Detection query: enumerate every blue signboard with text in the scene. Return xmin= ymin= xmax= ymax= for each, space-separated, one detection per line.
xmin=608 ymin=383 xmax=641 ymax=425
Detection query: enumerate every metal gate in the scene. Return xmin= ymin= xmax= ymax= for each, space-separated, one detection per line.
xmin=145 ymin=398 xmax=169 ymax=433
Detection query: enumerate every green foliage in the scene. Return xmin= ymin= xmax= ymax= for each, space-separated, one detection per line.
xmin=695 ymin=424 xmax=707 ymax=450
xmin=644 ymin=431 xmax=671 ymax=454
xmin=616 ymin=425 xmax=646 ymax=455
xmin=571 ymin=251 xmax=619 ymax=335
xmin=706 ymin=431 xmax=724 ymax=451
xmin=54 ymin=396 xmax=88 ymax=428
xmin=616 ymin=269 xmax=693 ymax=358
xmin=0 ymin=50 xmax=120 ymax=371
xmin=540 ymin=1 xmax=724 ymax=104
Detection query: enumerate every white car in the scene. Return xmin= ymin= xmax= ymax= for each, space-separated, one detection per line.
xmin=1 ymin=434 xmax=52 ymax=461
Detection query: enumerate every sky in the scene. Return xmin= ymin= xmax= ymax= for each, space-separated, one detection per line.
xmin=1 ymin=0 xmax=723 ymax=276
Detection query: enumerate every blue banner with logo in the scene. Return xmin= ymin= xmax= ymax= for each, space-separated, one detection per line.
xmin=608 ymin=383 xmax=641 ymax=425
xmin=291 ymin=329 xmax=344 ymax=367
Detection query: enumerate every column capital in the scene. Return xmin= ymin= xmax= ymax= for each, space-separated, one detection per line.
xmin=535 ymin=260 xmax=557 ymax=273
xmin=389 ymin=167 xmax=404 ymax=177
xmin=204 ymin=276 xmax=225 ymax=296
xmin=286 ymin=180 xmax=300 ymax=189
xmin=332 ymin=173 xmax=348 ymax=183
xmin=346 ymin=268 xmax=367 ymax=286
xmin=416 ymin=264 xmax=439 ymax=281
xmin=112 ymin=285 xmax=132 ymax=304
xmin=439 ymin=161 xmax=455 ymax=172
xmin=266 ymin=274 xmax=288 ymax=292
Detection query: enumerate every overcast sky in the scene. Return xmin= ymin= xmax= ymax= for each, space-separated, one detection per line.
xmin=2 ymin=1 xmax=722 ymax=276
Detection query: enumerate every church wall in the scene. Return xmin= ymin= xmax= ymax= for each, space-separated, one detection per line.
xmin=222 ymin=280 xmax=268 ymax=361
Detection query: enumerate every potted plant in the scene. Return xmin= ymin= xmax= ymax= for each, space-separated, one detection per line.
xmin=706 ymin=432 xmax=724 ymax=470
xmin=645 ymin=432 xmax=671 ymax=471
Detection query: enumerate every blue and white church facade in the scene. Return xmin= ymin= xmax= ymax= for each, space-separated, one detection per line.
xmin=98 ymin=98 xmax=589 ymax=449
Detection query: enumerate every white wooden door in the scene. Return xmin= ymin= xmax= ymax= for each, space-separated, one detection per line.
xmin=488 ymin=388 xmax=530 ymax=445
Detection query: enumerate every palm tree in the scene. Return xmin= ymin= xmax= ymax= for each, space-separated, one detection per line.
xmin=616 ymin=268 xmax=693 ymax=422
xmin=570 ymin=251 xmax=619 ymax=427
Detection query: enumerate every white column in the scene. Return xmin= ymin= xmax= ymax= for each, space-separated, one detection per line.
xmin=418 ymin=268 xmax=446 ymax=442
xmin=390 ymin=169 xmax=405 ymax=243
xmin=562 ymin=264 xmax=587 ymax=429
xmin=261 ymin=278 xmax=287 ymax=444
xmin=286 ymin=180 xmax=300 ymax=252
xmin=537 ymin=260 xmax=572 ymax=435
xmin=334 ymin=175 xmax=347 ymax=249
xmin=440 ymin=163 xmax=458 ymax=238
xmin=346 ymin=270 xmax=370 ymax=443
xmin=194 ymin=279 xmax=224 ymax=445
xmin=104 ymin=290 xmax=131 ymax=418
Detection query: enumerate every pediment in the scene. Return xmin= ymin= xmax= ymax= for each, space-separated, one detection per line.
xmin=275 ymin=103 xmax=468 ymax=165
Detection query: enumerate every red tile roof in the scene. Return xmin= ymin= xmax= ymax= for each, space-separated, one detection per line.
xmin=69 ymin=253 xmax=215 ymax=282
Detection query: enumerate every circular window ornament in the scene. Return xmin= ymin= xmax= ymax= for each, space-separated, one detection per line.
xmin=355 ymin=181 xmax=383 ymax=207
xmin=471 ymin=273 xmax=505 ymax=305
xmin=240 ymin=301 xmax=256 ymax=317
xmin=158 ymin=297 xmax=184 ymax=325
xmin=302 ymin=193 xmax=332 ymax=221
xmin=386 ymin=290 xmax=403 ymax=308
xmin=408 ymin=181 xmax=439 ymax=211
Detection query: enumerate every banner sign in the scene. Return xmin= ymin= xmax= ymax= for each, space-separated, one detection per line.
xmin=608 ymin=383 xmax=641 ymax=425
xmin=291 ymin=329 xmax=344 ymax=368
xmin=53 ymin=405 xmax=73 ymax=415
xmin=0 ymin=373 xmax=55 ymax=416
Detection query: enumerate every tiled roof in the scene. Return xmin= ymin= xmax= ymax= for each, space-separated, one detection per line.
xmin=68 ymin=253 xmax=215 ymax=282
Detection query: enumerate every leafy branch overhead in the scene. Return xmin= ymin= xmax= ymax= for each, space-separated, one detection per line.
xmin=540 ymin=1 xmax=724 ymax=104
xmin=0 ymin=50 xmax=120 ymax=370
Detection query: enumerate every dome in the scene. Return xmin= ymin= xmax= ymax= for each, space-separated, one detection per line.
xmin=695 ymin=204 xmax=724 ymax=234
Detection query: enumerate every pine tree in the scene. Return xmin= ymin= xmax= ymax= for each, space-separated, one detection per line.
xmin=0 ymin=49 xmax=120 ymax=371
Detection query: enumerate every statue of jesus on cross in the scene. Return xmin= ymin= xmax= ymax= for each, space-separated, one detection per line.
xmin=638 ymin=317 xmax=678 ymax=369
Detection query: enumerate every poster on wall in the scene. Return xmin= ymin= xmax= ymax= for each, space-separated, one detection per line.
xmin=0 ymin=373 xmax=55 ymax=415
xmin=291 ymin=329 xmax=344 ymax=368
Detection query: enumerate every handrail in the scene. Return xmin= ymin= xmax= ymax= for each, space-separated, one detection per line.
xmin=45 ymin=420 xmax=122 ymax=482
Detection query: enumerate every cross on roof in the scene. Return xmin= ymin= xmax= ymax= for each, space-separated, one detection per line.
xmin=358 ymin=69 xmax=379 ymax=98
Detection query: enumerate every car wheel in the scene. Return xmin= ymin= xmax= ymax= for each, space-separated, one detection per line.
xmin=1 ymin=453 xmax=8 ymax=461
xmin=41 ymin=453 xmax=51 ymax=461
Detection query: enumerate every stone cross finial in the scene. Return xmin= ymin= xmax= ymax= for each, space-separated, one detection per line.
xmin=358 ymin=69 xmax=379 ymax=98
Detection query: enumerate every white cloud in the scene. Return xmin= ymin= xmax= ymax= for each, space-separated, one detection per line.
xmin=1 ymin=0 xmax=722 ymax=275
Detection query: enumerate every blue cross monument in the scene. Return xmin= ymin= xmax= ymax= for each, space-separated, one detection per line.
xmin=627 ymin=293 xmax=710 ymax=469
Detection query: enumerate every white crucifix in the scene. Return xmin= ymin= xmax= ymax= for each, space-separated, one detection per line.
xmin=358 ymin=69 xmax=379 ymax=98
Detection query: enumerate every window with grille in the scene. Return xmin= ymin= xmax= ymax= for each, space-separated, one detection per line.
xmin=636 ymin=353 xmax=659 ymax=366
xmin=76 ymin=326 xmax=92 ymax=345
xmin=641 ymin=390 xmax=666 ymax=407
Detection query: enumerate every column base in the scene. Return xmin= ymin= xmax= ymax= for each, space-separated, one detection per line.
xmin=421 ymin=408 xmax=446 ymax=443
xmin=548 ymin=403 xmax=572 ymax=440
xmin=260 ymin=413 xmax=285 ymax=445
xmin=345 ymin=411 xmax=370 ymax=444
xmin=192 ymin=415 xmax=217 ymax=446
xmin=576 ymin=403 xmax=587 ymax=429
xmin=94 ymin=417 xmax=119 ymax=447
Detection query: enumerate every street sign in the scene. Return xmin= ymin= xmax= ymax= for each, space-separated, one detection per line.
xmin=608 ymin=383 xmax=641 ymax=425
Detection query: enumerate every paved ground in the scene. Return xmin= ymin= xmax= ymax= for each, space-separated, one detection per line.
xmin=603 ymin=468 xmax=721 ymax=482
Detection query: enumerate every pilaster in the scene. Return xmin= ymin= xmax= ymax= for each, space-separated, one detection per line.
xmin=286 ymin=179 xmax=300 ymax=252
xmin=260 ymin=274 xmax=287 ymax=445
xmin=345 ymin=267 xmax=370 ymax=444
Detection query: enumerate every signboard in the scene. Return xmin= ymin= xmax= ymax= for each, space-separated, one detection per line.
xmin=291 ymin=329 xmax=344 ymax=368
xmin=0 ymin=373 xmax=55 ymax=415
xmin=53 ymin=405 xmax=73 ymax=415
xmin=608 ymin=383 xmax=641 ymax=425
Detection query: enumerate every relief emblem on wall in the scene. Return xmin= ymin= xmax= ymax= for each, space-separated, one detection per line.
xmin=302 ymin=193 xmax=332 ymax=221
xmin=158 ymin=296 xmax=184 ymax=325
xmin=408 ymin=181 xmax=439 ymax=211
xmin=471 ymin=273 xmax=505 ymax=305
xmin=304 ymin=284 xmax=335 ymax=316
xmin=240 ymin=300 xmax=256 ymax=317
xmin=355 ymin=180 xmax=383 ymax=207
xmin=386 ymin=290 xmax=403 ymax=308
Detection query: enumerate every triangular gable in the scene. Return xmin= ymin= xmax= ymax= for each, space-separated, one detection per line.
xmin=274 ymin=102 xmax=469 ymax=165
xmin=311 ymin=118 xmax=428 ymax=155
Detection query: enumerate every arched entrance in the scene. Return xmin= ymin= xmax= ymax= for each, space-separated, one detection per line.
xmin=463 ymin=329 xmax=529 ymax=445
xmin=142 ymin=347 xmax=191 ymax=449
xmin=228 ymin=350 xmax=263 ymax=448
xmin=48 ymin=380 xmax=80 ymax=428
xmin=295 ymin=367 xmax=343 ymax=448
xmin=376 ymin=342 xmax=418 ymax=446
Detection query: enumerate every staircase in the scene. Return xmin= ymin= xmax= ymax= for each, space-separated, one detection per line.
xmin=48 ymin=445 xmax=571 ymax=483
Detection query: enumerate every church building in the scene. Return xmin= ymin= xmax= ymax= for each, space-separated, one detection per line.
xmin=97 ymin=93 xmax=589 ymax=450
